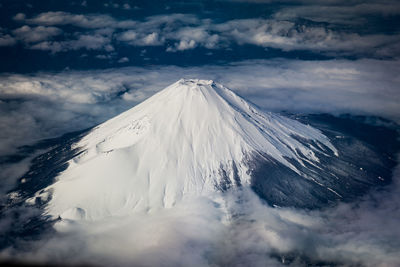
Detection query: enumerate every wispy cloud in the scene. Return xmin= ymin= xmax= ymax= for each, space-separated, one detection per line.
xmin=213 ymin=19 xmax=400 ymax=56
xmin=0 ymin=28 xmax=16 ymax=47
xmin=2 ymin=174 xmax=400 ymax=266
xmin=12 ymin=25 xmax=62 ymax=43
xmin=273 ymin=3 xmax=400 ymax=24
xmin=8 ymin=11 xmax=400 ymax=57
xmin=0 ymin=34 xmax=16 ymax=47
xmin=15 ymin=11 xmax=136 ymax=29
xmin=30 ymin=34 xmax=114 ymax=53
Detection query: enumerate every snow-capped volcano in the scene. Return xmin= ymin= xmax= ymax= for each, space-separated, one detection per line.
xmin=37 ymin=79 xmax=341 ymax=221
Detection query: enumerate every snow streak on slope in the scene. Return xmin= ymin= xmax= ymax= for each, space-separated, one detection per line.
xmin=41 ymin=79 xmax=337 ymax=221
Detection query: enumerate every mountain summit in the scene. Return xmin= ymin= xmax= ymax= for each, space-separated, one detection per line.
xmin=26 ymin=79 xmax=392 ymax=221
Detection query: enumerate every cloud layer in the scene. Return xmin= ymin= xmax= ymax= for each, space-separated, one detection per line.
xmin=2 ymin=170 xmax=400 ymax=266
xmin=1 ymin=3 xmax=397 ymax=58
xmin=19 ymin=13 xmax=400 ymax=57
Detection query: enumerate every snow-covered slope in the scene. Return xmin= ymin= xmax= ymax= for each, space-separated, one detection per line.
xmin=41 ymin=79 xmax=338 ymax=220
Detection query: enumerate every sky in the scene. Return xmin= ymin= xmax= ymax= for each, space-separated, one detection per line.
xmin=0 ymin=0 xmax=400 ymax=266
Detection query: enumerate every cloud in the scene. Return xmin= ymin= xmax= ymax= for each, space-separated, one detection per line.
xmin=117 ymin=30 xmax=164 ymax=46
xmin=2 ymin=173 xmax=400 ymax=266
xmin=0 ymin=150 xmax=45 ymax=202
xmin=216 ymin=59 xmax=400 ymax=120
xmin=213 ymin=19 xmax=400 ymax=56
xmin=67 ymin=34 xmax=113 ymax=50
xmin=13 ymin=13 xmax=26 ymax=21
xmin=116 ymin=30 xmax=137 ymax=42
xmin=30 ymin=34 xmax=113 ymax=53
xmin=166 ymin=26 xmax=219 ymax=51
xmin=20 ymin=11 xmax=136 ymax=29
xmin=28 ymin=41 xmax=63 ymax=53
xmin=273 ymin=2 xmax=400 ymax=24
xmin=0 ymin=34 xmax=16 ymax=47
xmin=117 ymin=57 xmax=129 ymax=63
xmin=0 ymin=28 xmax=16 ymax=46
xmin=12 ymin=25 xmax=62 ymax=43
xmin=96 ymin=54 xmax=113 ymax=60
xmin=140 ymin=32 xmax=163 ymax=46
xmin=10 ymin=11 xmax=400 ymax=57
xmin=116 ymin=13 xmax=201 ymax=47
xmin=14 ymin=12 xmax=201 ymax=51
xmin=109 ymin=14 xmax=398 ymax=56
xmin=122 ymin=3 xmax=131 ymax=10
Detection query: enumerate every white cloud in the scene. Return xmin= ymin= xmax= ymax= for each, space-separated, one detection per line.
xmin=2 ymin=181 xmax=400 ymax=266
xmin=0 ymin=27 xmax=16 ymax=46
xmin=213 ymin=19 xmax=400 ymax=55
xmin=116 ymin=14 xmax=202 ymax=47
xmin=69 ymin=34 xmax=113 ymax=50
xmin=117 ymin=31 xmax=164 ymax=46
xmin=0 ymin=34 xmax=16 ymax=47
xmin=22 ymin=11 xmax=136 ymax=29
xmin=12 ymin=12 xmax=400 ymax=56
xmin=13 ymin=13 xmax=26 ymax=21
xmin=96 ymin=54 xmax=112 ymax=60
xmin=141 ymin=32 xmax=162 ymax=45
xmin=177 ymin=39 xmax=197 ymax=50
xmin=117 ymin=30 xmax=137 ymax=42
xmin=30 ymin=34 xmax=113 ymax=53
xmin=166 ymin=27 xmax=220 ymax=51
xmin=123 ymin=3 xmax=131 ymax=10
xmin=273 ymin=2 xmax=400 ymax=24
xmin=13 ymin=25 xmax=62 ymax=43
xmin=117 ymin=57 xmax=129 ymax=63
xmin=29 ymin=41 xmax=63 ymax=53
